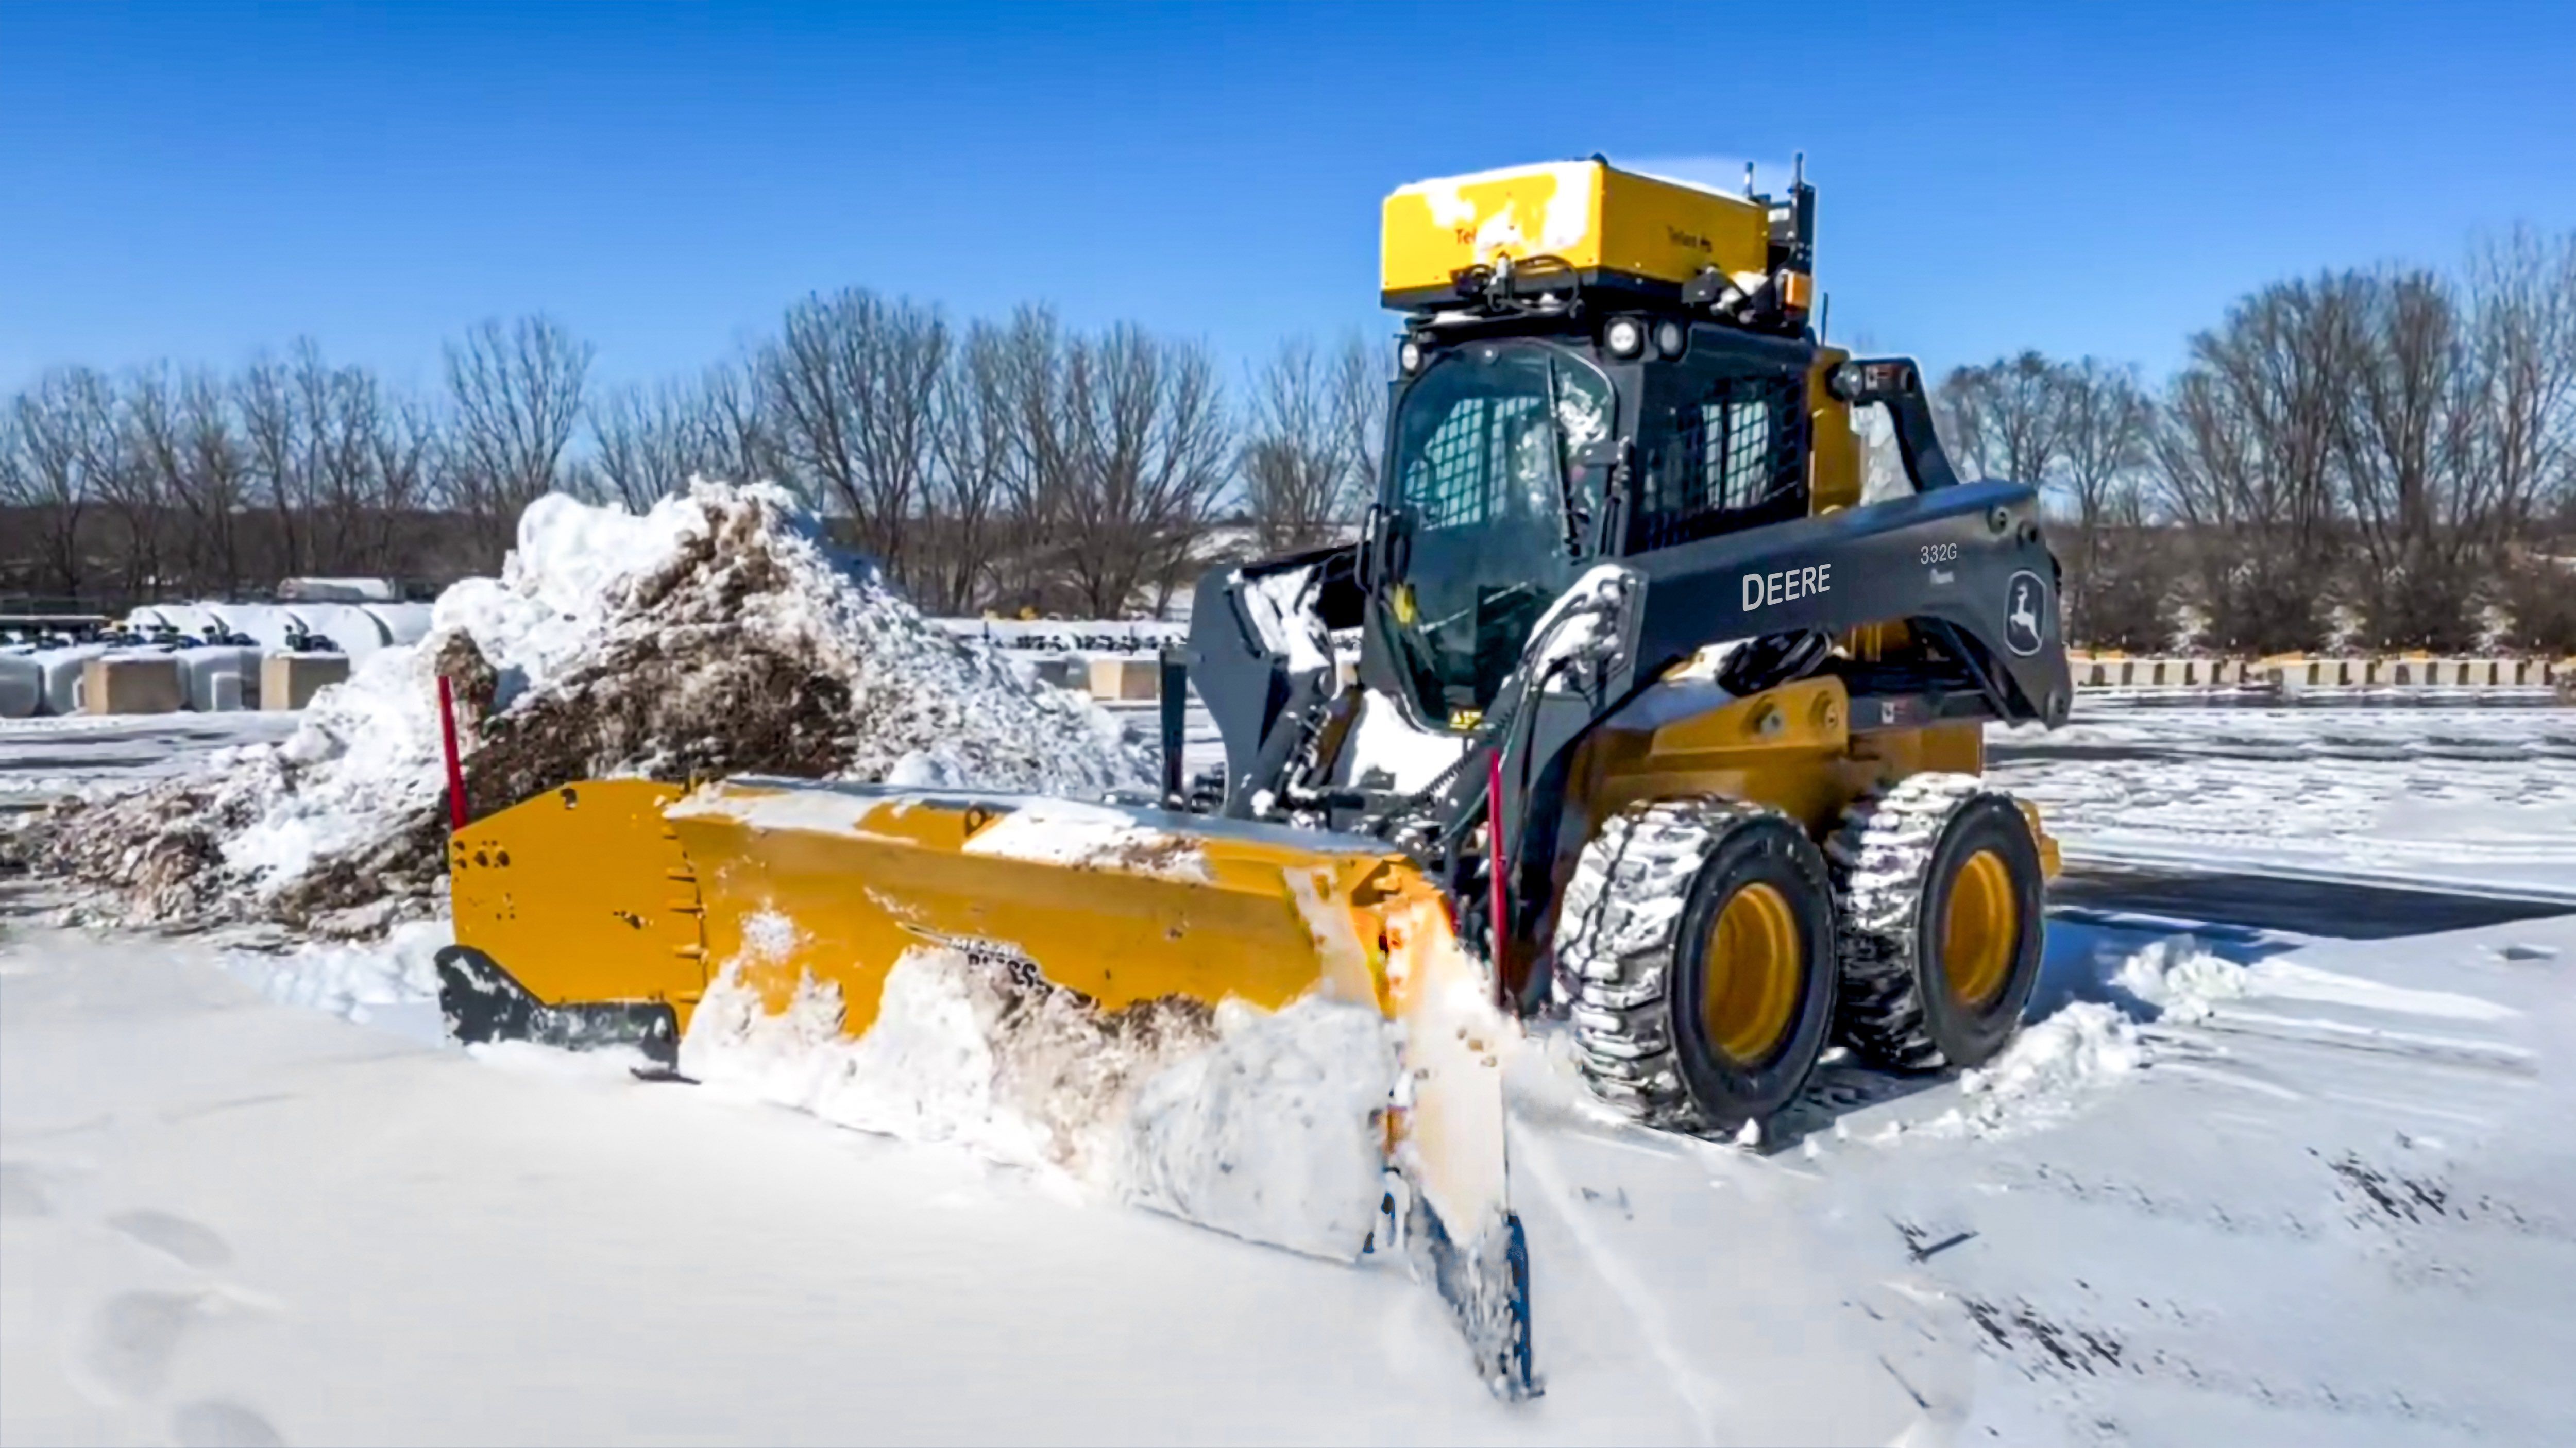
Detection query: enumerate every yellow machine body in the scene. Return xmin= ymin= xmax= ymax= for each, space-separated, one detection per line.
xmin=447 ymin=779 xmax=708 ymax=1015
xmin=1381 ymin=160 xmax=1773 ymax=308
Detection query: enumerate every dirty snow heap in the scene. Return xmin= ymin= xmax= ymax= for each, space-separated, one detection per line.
xmin=29 ymin=482 xmax=1149 ymax=931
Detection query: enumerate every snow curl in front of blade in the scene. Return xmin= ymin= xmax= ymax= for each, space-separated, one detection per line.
xmin=677 ymin=930 xmax=1396 ymax=1259
xmin=1121 ymin=997 xmax=1397 ymax=1260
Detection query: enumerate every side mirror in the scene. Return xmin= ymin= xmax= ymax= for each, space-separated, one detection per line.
xmin=1566 ymin=438 xmax=1629 ymax=555
xmin=1360 ymin=503 xmax=1388 ymax=591
xmin=1369 ymin=507 xmax=1413 ymax=589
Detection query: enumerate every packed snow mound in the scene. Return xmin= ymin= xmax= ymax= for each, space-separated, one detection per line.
xmin=680 ymin=944 xmax=1397 ymax=1261
xmin=25 ymin=483 xmax=1148 ymax=932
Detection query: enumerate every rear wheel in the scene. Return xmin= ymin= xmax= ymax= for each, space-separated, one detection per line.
xmin=1555 ymin=798 xmax=1839 ymax=1135
xmin=1828 ymin=774 xmax=2045 ymax=1070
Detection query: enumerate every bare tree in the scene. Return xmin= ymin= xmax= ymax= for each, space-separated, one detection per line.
xmin=49 ymin=368 xmax=164 ymax=599
xmin=692 ymin=360 xmax=782 ymax=489
xmin=129 ymin=365 xmax=251 ymax=596
xmin=1938 ymin=351 xmax=2065 ymax=484
xmin=443 ymin=315 xmax=594 ymax=561
xmin=1334 ymin=334 xmax=1387 ymax=506
xmin=2154 ymin=276 xmax=2366 ymax=651
xmin=1045 ymin=322 xmax=1233 ymax=617
xmin=1241 ymin=338 xmax=1354 ymax=554
xmin=306 ymin=354 xmax=394 ymax=577
xmin=2333 ymin=269 xmax=2485 ymax=646
xmin=3 ymin=374 xmax=95 ymax=595
xmin=758 ymin=291 xmax=948 ymax=586
xmin=923 ymin=320 xmax=1019 ymax=613
xmin=589 ymin=381 xmax=702 ymax=512
xmin=2053 ymin=358 xmax=2154 ymax=641
xmin=2466 ymin=227 xmax=2576 ymax=540
xmin=236 ymin=352 xmax=311 ymax=577
xmin=366 ymin=390 xmax=438 ymax=577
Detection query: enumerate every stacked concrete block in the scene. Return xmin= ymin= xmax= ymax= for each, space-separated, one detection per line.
xmin=1086 ymin=657 xmax=1161 ymax=701
xmin=80 ymin=655 xmax=187 ymax=715
xmin=262 ymin=653 xmax=351 ymax=711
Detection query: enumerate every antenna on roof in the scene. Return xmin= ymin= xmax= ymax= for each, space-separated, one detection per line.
xmin=1793 ymin=151 xmax=1805 ymax=187
xmin=1742 ymin=161 xmax=1756 ymax=197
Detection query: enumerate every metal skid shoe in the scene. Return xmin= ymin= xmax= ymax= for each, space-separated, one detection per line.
xmin=434 ymin=945 xmax=681 ymax=1068
xmin=1389 ymin=1172 xmax=1538 ymax=1401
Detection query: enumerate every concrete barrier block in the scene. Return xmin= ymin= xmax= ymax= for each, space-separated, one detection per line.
xmin=261 ymin=652 xmax=351 ymax=711
xmin=1086 ymin=656 xmax=1160 ymax=702
xmin=81 ymin=655 xmax=185 ymax=715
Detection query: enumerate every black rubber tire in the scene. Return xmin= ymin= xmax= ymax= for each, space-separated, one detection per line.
xmin=1559 ymin=799 xmax=1839 ymax=1135
xmin=1832 ymin=784 xmax=2046 ymax=1071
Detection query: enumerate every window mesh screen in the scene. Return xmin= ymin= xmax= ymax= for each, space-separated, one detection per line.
xmin=1404 ymin=396 xmax=1546 ymax=530
xmin=1629 ymin=374 xmax=1809 ymax=552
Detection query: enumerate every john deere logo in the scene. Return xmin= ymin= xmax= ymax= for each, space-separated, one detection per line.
xmin=2004 ymin=571 xmax=2048 ymax=657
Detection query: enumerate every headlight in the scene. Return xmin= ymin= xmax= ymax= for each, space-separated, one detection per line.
xmin=1653 ymin=320 xmax=1686 ymax=358
xmin=1398 ymin=339 xmax=1426 ymax=375
xmin=1604 ymin=317 xmax=1645 ymax=359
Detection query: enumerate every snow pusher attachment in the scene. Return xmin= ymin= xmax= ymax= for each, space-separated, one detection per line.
xmin=436 ymin=776 xmax=1537 ymax=1398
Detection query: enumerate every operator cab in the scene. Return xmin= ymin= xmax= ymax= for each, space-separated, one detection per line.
xmin=1381 ymin=340 xmax=1613 ymax=723
xmin=1368 ymin=157 xmax=1828 ymax=729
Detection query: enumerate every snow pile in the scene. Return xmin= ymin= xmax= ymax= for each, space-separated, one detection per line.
xmin=1910 ymin=937 xmax=2243 ymax=1138
xmin=2110 ymin=935 xmax=2255 ymax=1023
xmin=1121 ymin=996 xmax=1397 ymax=1258
xmin=224 ymin=921 xmax=452 ymax=1023
xmin=959 ymin=797 xmax=1215 ymax=882
xmin=679 ymin=928 xmax=1396 ymax=1260
xmin=24 ymin=483 xmax=1147 ymax=932
xmin=1952 ymin=1002 xmax=2146 ymax=1130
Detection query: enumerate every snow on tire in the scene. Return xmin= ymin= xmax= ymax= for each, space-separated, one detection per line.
xmin=1826 ymin=773 xmax=2046 ymax=1072
xmin=1554 ymin=796 xmax=1838 ymax=1136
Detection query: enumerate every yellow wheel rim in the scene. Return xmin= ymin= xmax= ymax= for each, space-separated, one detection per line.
xmin=1942 ymin=849 xmax=2019 ymax=1008
xmin=1701 ymin=882 xmax=1802 ymax=1064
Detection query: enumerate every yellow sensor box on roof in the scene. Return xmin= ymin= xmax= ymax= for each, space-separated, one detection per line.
xmin=1380 ymin=160 xmax=1772 ymax=308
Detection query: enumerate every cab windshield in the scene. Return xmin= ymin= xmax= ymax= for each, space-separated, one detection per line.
xmin=1383 ymin=343 xmax=1613 ymax=723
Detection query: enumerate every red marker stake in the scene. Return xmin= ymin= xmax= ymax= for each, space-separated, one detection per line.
xmin=436 ymin=674 xmax=468 ymax=832
xmin=1487 ymin=749 xmax=1509 ymax=1010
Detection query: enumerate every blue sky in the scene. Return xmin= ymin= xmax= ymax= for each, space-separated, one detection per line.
xmin=4 ymin=1 xmax=2572 ymax=398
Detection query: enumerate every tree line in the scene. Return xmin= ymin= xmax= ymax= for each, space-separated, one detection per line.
xmin=6 ymin=228 xmax=2571 ymax=646
xmin=1934 ymin=227 xmax=2576 ymax=653
xmin=1 ymin=302 xmax=1383 ymax=618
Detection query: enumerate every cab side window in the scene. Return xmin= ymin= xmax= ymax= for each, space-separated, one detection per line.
xmin=1630 ymin=372 xmax=1810 ymax=551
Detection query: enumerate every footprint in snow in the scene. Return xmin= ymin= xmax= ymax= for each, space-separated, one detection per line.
xmin=107 ymin=1208 xmax=233 ymax=1269
xmin=172 ymin=1400 xmax=287 ymax=1447
xmin=76 ymin=1289 xmax=204 ymax=1400
xmin=0 ymin=1160 xmax=49 ymax=1218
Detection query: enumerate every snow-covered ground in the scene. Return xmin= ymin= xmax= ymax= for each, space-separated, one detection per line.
xmin=6 ymin=894 xmax=2571 ymax=1445
xmin=1992 ymin=707 xmax=2576 ymax=902
xmin=0 ymin=714 xmax=297 ymax=815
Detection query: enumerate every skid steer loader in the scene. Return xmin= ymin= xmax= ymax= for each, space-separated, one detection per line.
xmin=432 ymin=156 xmax=2069 ymax=1401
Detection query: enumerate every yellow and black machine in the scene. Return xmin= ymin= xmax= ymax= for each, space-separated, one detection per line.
xmin=436 ymin=156 xmax=2071 ymax=1400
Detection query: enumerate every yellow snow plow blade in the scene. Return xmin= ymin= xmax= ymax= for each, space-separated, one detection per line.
xmin=447 ymin=776 xmax=1426 ymax=1033
xmin=438 ymin=775 xmax=1536 ymax=1396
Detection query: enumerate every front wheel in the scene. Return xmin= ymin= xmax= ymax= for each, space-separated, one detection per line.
xmin=1556 ymin=798 xmax=1840 ymax=1135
